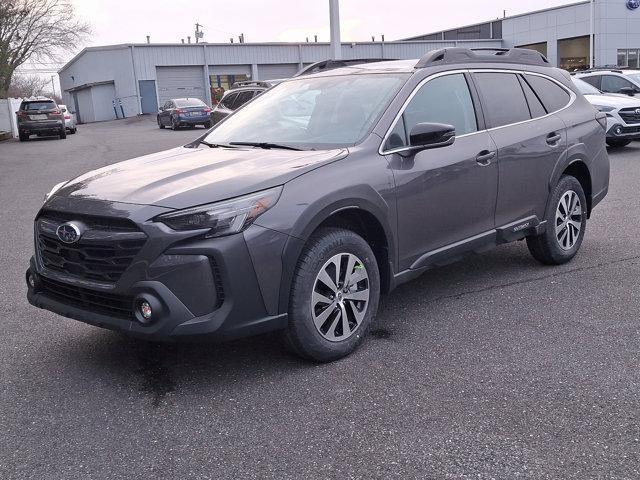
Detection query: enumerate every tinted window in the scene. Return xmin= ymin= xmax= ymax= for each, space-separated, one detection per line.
xmin=580 ymin=75 xmax=601 ymax=89
xmin=232 ymin=91 xmax=254 ymax=109
xmin=385 ymin=74 xmax=476 ymax=150
xmin=601 ymin=75 xmax=634 ymax=93
xmin=518 ymin=75 xmax=547 ymax=118
xmin=220 ymin=93 xmax=238 ymax=110
xmin=21 ymin=101 xmax=56 ymax=111
xmin=524 ymin=75 xmax=570 ymax=112
xmin=473 ymin=73 xmax=530 ymax=128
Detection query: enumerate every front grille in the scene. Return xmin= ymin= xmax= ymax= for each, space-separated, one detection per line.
xmin=40 ymin=276 xmax=135 ymax=320
xmin=620 ymin=125 xmax=640 ymax=134
xmin=619 ymin=108 xmax=640 ymax=125
xmin=36 ymin=210 xmax=147 ymax=283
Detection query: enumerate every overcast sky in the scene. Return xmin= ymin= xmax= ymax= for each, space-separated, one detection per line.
xmin=70 ymin=0 xmax=577 ymax=46
xmin=19 ymin=0 xmax=581 ymax=92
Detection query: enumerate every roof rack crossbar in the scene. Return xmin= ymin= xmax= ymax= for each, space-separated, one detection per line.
xmin=415 ymin=47 xmax=550 ymax=69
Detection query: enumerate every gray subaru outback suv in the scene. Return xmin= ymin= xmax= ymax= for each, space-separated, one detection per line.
xmin=27 ymin=48 xmax=609 ymax=362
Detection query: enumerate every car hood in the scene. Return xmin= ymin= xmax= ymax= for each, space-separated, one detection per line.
xmin=54 ymin=145 xmax=347 ymax=209
xmin=583 ymin=93 xmax=640 ymax=108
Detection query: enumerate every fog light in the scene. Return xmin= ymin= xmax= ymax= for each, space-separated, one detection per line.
xmin=615 ymin=126 xmax=623 ymax=135
xmin=27 ymin=273 xmax=35 ymax=288
xmin=140 ymin=301 xmax=152 ymax=320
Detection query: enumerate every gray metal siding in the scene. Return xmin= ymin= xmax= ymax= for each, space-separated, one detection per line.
xmin=208 ymin=65 xmax=251 ymax=76
xmin=257 ymin=63 xmax=299 ymax=80
xmin=91 ymin=83 xmax=117 ymax=121
xmin=156 ymin=66 xmax=207 ymax=105
xmin=75 ymin=88 xmax=95 ymax=124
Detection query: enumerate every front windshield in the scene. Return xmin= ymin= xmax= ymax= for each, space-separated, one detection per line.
xmin=625 ymin=73 xmax=640 ymax=83
xmin=572 ymin=77 xmax=601 ymax=95
xmin=203 ymin=73 xmax=408 ymax=149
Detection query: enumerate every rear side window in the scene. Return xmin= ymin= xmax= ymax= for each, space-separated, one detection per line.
xmin=473 ymin=73 xmax=530 ymax=128
xmin=21 ymin=101 xmax=56 ymax=111
xmin=220 ymin=93 xmax=238 ymax=110
xmin=233 ymin=91 xmax=254 ymax=109
xmin=384 ymin=73 xmax=477 ymax=150
xmin=524 ymin=74 xmax=571 ymax=113
xmin=580 ymin=75 xmax=601 ymax=89
xmin=518 ymin=75 xmax=547 ymax=118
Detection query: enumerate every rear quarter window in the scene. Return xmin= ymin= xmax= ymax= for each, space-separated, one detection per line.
xmin=524 ymin=75 xmax=571 ymax=113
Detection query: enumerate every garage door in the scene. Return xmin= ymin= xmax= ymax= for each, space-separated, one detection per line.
xmin=258 ymin=64 xmax=299 ymax=80
xmin=156 ymin=66 xmax=206 ymax=106
xmin=75 ymin=88 xmax=95 ymax=124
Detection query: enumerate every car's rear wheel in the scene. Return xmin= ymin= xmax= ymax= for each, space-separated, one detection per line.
xmin=19 ymin=133 xmax=28 ymax=142
xmin=203 ymin=121 xmax=212 ymax=129
xmin=171 ymin=117 xmax=179 ymax=130
xmin=59 ymin=129 xmax=66 ymax=139
xmin=69 ymin=128 xmax=76 ymax=134
xmin=527 ymin=175 xmax=587 ymax=265
xmin=606 ymin=139 xmax=632 ymax=148
xmin=285 ymin=227 xmax=380 ymax=362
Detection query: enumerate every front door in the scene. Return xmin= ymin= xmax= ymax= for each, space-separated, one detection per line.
xmin=384 ymin=72 xmax=499 ymax=270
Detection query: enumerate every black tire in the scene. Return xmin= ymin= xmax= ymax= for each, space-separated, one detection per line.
xmin=606 ymin=139 xmax=632 ymax=148
xmin=284 ymin=227 xmax=380 ymax=362
xmin=527 ymin=175 xmax=587 ymax=265
xmin=69 ymin=128 xmax=76 ymax=134
xmin=19 ymin=133 xmax=28 ymax=142
xmin=59 ymin=129 xmax=66 ymax=139
xmin=171 ymin=117 xmax=179 ymax=130
xmin=157 ymin=117 xmax=165 ymax=129
xmin=203 ymin=121 xmax=212 ymax=129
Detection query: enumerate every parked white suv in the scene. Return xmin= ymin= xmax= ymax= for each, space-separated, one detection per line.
xmin=572 ymin=76 xmax=640 ymax=148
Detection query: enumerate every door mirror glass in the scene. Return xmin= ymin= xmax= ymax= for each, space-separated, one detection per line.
xmin=618 ymin=87 xmax=636 ymax=96
xmin=409 ymin=122 xmax=455 ymax=149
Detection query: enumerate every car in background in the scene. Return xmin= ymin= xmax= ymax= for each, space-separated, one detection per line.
xmin=572 ymin=76 xmax=640 ymax=148
xmin=16 ymin=98 xmax=66 ymax=141
xmin=58 ymin=104 xmax=77 ymax=134
xmin=575 ymin=68 xmax=640 ymax=96
xmin=157 ymin=98 xmax=212 ymax=130
xmin=210 ymin=81 xmax=277 ymax=125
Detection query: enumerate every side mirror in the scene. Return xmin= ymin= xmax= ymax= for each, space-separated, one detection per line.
xmin=158 ymin=107 xmax=164 ymax=112
xmin=409 ymin=122 xmax=456 ymax=150
xmin=618 ymin=87 xmax=636 ymax=96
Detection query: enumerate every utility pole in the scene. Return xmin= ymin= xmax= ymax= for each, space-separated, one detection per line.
xmin=329 ymin=0 xmax=341 ymax=60
xmin=50 ymin=75 xmax=56 ymax=97
xmin=589 ymin=0 xmax=594 ymax=68
xmin=195 ymin=23 xmax=204 ymax=43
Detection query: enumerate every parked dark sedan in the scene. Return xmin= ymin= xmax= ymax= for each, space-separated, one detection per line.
xmin=157 ymin=98 xmax=212 ymax=130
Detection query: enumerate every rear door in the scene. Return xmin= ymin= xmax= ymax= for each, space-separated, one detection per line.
xmin=472 ymin=71 xmax=568 ymax=228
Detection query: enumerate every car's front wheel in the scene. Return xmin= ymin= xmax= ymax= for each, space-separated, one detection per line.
xmin=157 ymin=117 xmax=165 ymax=129
xmin=285 ymin=227 xmax=380 ymax=362
xmin=527 ymin=175 xmax=587 ymax=265
xmin=59 ymin=129 xmax=66 ymax=139
xmin=19 ymin=133 xmax=28 ymax=142
xmin=606 ymin=139 xmax=632 ymax=148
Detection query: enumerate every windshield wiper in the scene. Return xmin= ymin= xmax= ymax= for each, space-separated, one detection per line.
xmin=229 ymin=141 xmax=302 ymax=151
xmin=198 ymin=140 xmax=237 ymax=148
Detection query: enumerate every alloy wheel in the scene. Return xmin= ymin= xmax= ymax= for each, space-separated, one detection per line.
xmin=311 ymin=253 xmax=370 ymax=342
xmin=555 ymin=190 xmax=582 ymax=250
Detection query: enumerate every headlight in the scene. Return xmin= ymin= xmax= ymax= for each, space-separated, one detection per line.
xmin=592 ymin=105 xmax=615 ymax=113
xmin=43 ymin=181 xmax=67 ymax=203
xmin=156 ymin=186 xmax=283 ymax=237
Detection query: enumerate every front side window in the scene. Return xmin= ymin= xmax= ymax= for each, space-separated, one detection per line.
xmin=601 ymin=75 xmax=634 ymax=93
xmin=204 ymin=73 xmax=408 ymax=149
xmin=524 ymin=75 xmax=571 ymax=113
xmin=384 ymin=73 xmax=477 ymax=150
xmin=473 ymin=72 xmax=531 ymax=128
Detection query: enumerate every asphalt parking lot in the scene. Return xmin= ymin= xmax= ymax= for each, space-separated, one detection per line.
xmin=1 ymin=115 xmax=639 ymax=479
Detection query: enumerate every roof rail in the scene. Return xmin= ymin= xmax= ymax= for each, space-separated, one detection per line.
xmin=415 ymin=47 xmax=550 ymax=69
xmin=575 ymin=66 xmax=626 ymax=74
xmin=230 ymin=80 xmax=273 ymax=89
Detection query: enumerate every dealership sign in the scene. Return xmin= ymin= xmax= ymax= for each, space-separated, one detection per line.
xmin=628 ymin=0 xmax=640 ymax=11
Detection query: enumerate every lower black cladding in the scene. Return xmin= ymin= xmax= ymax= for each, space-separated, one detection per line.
xmin=39 ymin=276 xmax=135 ymax=320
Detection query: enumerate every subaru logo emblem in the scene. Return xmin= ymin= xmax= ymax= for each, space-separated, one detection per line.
xmin=56 ymin=222 xmax=81 ymax=244
xmin=628 ymin=0 xmax=640 ymax=10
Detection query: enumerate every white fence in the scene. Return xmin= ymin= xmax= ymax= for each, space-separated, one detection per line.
xmin=0 ymin=98 xmax=23 ymax=138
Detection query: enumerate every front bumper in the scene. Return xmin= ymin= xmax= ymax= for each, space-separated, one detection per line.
xmin=26 ymin=198 xmax=295 ymax=341
xmin=606 ymin=117 xmax=640 ymax=140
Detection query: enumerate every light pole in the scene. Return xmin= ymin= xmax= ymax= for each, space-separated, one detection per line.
xmin=589 ymin=0 xmax=594 ymax=68
xmin=329 ymin=0 xmax=341 ymax=60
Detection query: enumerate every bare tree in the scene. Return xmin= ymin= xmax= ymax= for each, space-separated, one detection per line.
xmin=0 ymin=0 xmax=90 ymax=97
xmin=7 ymin=73 xmax=48 ymax=98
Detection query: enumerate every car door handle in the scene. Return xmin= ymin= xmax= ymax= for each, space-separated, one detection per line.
xmin=476 ymin=150 xmax=496 ymax=166
xmin=546 ymin=133 xmax=562 ymax=145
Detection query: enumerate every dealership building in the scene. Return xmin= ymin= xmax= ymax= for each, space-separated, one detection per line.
xmin=59 ymin=0 xmax=640 ymax=123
